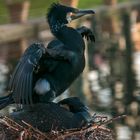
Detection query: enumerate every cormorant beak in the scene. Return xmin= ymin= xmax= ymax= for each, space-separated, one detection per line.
xmin=70 ymin=9 xmax=95 ymax=21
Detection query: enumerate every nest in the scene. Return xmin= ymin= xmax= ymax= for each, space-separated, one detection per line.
xmin=0 ymin=115 xmax=126 ymax=140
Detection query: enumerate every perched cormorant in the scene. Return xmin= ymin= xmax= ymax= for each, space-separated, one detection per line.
xmin=0 ymin=3 xmax=95 ymax=108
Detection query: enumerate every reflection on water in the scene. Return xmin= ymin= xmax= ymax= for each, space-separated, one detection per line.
xmin=116 ymin=126 xmax=132 ymax=140
xmin=0 ymin=61 xmax=9 ymax=96
xmin=87 ymin=51 xmax=140 ymax=140
xmin=88 ymin=70 xmax=113 ymax=107
xmin=133 ymin=52 xmax=140 ymax=85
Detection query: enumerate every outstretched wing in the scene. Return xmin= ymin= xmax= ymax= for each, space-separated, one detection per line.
xmin=8 ymin=43 xmax=46 ymax=104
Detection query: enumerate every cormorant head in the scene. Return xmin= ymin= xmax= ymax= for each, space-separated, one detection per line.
xmin=47 ymin=3 xmax=95 ymax=32
xmin=58 ymin=97 xmax=89 ymax=113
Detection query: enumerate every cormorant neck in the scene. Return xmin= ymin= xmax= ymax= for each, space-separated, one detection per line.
xmin=48 ymin=18 xmax=85 ymax=52
xmin=54 ymin=26 xmax=85 ymax=52
xmin=49 ymin=20 xmax=66 ymax=34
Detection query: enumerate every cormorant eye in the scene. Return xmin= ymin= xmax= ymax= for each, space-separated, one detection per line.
xmin=66 ymin=12 xmax=74 ymax=23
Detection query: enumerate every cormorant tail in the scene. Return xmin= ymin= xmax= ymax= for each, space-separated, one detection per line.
xmin=0 ymin=94 xmax=14 ymax=110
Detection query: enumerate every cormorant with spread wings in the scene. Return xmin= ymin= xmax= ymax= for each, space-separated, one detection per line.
xmin=0 ymin=3 xmax=95 ymax=108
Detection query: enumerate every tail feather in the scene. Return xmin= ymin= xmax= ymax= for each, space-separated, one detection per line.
xmin=0 ymin=94 xmax=14 ymax=110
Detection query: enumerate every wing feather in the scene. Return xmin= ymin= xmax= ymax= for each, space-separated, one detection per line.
xmin=13 ymin=62 xmax=25 ymax=103
xmin=24 ymin=73 xmax=33 ymax=104
xmin=13 ymin=57 xmax=30 ymax=104
xmin=24 ymin=74 xmax=29 ymax=104
xmin=8 ymin=43 xmax=46 ymax=105
xmin=28 ymin=74 xmax=33 ymax=104
xmin=18 ymin=72 xmax=24 ymax=104
xmin=9 ymin=62 xmax=22 ymax=90
xmin=21 ymin=76 xmax=26 ymax=104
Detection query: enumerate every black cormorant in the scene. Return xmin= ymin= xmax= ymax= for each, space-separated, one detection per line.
xmin=0 ymin=3 xmax=95 ymax=108
xmin=10 ymin=97 xmax=91 ymax=132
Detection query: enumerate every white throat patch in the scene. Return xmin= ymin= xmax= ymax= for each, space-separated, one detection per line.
xmin=66 ymin=15 xmax=72 ymax=23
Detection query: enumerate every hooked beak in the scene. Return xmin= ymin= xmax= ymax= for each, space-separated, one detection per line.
xmin=71 ymin=9 xmax=95 ymax=20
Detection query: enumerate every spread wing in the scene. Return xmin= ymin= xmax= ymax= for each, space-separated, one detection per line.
xmin=41 ymin=40 xmax=65 ymax=72
xmin=9 ymin=40 xmax=73 ymax=105
xmin=8 ymin=43 xmax=46 ymax=104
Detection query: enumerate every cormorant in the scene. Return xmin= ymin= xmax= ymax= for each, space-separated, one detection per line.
xmin=0 ymin=3 xmax=95 ymax=108
xmin=10 ymin=97 xmax=91 ymax=132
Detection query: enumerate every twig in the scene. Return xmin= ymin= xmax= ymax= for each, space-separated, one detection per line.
xmin=0 ymin=116 xmax=50 ymax=140
xmin=54 ymin=125 xmax=111 ymax=140
xmin=19 ymin=131 xmax=25 ymax=140
xmin=22 ymin=120 xmax=50 ymax=140
xmin=98 ymin=115 xmax=127 ymax=126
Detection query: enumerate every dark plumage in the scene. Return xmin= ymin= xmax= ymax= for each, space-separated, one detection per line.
xmin=0 ymin=3 xmax=95 ymax=108
xmin=9 ymin=102 xmax=90 ymax=132
xmin=58 ymin=97 xmax=91 ymax=122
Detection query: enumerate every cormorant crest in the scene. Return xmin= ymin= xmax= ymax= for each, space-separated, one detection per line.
xmin=47 ymin=3 xmax=76 ymax=25
xmin=47 ymin=3 xmax=61 ymax=19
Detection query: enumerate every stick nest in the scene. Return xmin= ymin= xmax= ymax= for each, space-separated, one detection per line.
xmin=0 ymin=115 xmax=126 ymax=140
